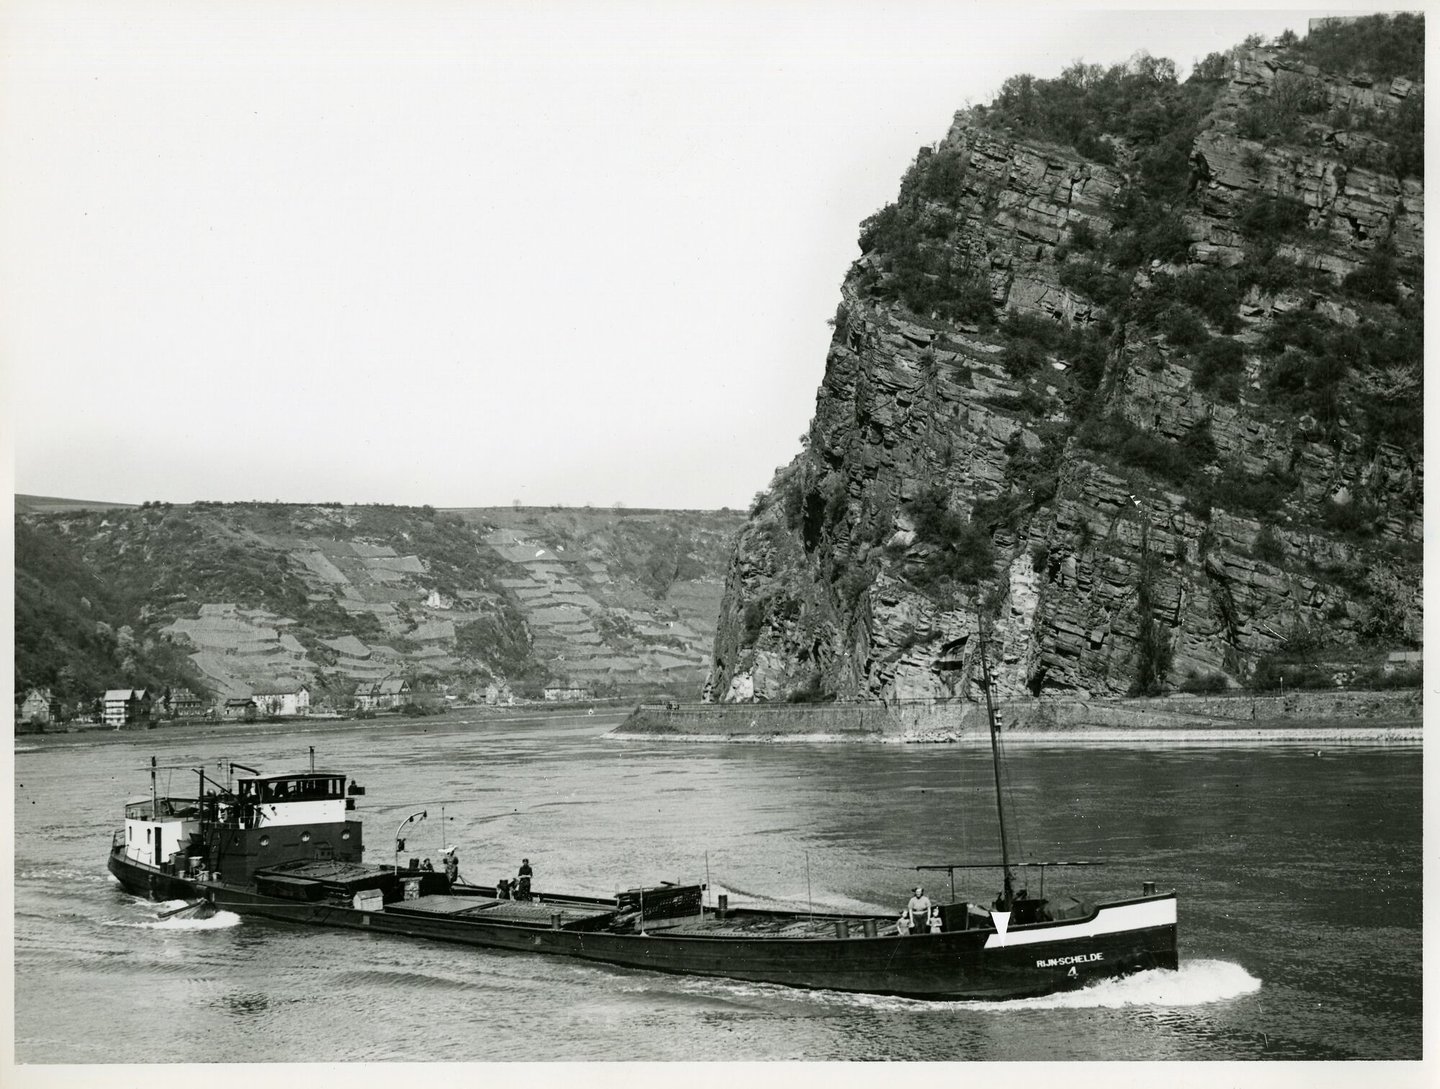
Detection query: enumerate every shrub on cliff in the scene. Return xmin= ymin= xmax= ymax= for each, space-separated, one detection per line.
xmin=1179 ymin=670 xmax=1229 ymax=694
xmin=855 ymin=172 xmax=997 ymax=325
xmin=899 ymin=145 xmax=971 ymax=204
xmin=1240 ymin=251 xmax=1333 ymax=296
xmin=1318 ymin=495 xmax=1378 ymax=540
xmin=1290 ymin=13 xmax=1425 ymax=83
xmin=974 ymin=53 xmax=1219 ymax=175
xmin=1076 ymin=414 xmax=1193 ymax=487
xmin=1179 ymin=420 xmax=1220 ymax=466
xmin=905 ymin=486 xmax=995 ymax=596
xmin=1058 ymin=259 xmax=1129 ymax=309
xmin=1129 ymin=562 xmax=1173 ymax=696
xmin=1193 ymin=337 xmax=1246 ymax=395
xmin=1236 ymin=71 xmax=1329 ymax=142
xmin=1207 ymin=466 xmax=1299 ymax=516
xmin=1235 ymin=194 xmax=1311 ymax=241
xmin=1253 ymin=524 xmax=1285 ymax=563
xmin=1341 ymin=241 xmax=1400 ymax=305
xmin=1158 ymin=304 xmax=1209 ymax=350
xmin=1001 ymin=338 xmax=1046 ymax=378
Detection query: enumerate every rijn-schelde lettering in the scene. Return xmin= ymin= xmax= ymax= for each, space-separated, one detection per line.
xmin=1036 ymin=952 xmax=1104 ymax=968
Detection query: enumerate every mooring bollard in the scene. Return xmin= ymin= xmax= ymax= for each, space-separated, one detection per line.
xmin=834 ymin=920 xmax=849 ymax=939
xmin=863 ymin=919 xmax=878 ymax=938
xmin=1143 ymin=881 xmax=1156 ymax=896
xmin=551 ymin=912 xmax=562 ymax=930
xmin=717 ymin=894 xmax=728 ymax=921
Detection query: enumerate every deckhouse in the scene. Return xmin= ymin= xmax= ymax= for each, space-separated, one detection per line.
xmin=120 ymin=794 xmax=201 ymax=871
xmin=204 ymin=767 xmax=366 ymax=885
xmin=232 ymin=771 xmax=350 ymax=828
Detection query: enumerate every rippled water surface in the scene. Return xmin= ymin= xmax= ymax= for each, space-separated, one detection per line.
xmin=13 ymin=714 xmax=1421 ymax=1061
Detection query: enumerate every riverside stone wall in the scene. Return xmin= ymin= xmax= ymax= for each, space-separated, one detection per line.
xmin=617 ymin=688 xmax=1420 ymax=742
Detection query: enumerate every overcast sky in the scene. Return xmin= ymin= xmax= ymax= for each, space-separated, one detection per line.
xmin=4 ymin=3 xmax=1364 ymax=509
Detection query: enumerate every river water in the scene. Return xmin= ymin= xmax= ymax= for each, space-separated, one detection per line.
xmin=12 ymin=712 xmax=1422 ymax=1062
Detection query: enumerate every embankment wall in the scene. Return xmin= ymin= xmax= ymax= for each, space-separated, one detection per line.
xmin=615 ymin=689 xmax=1422 ymax=743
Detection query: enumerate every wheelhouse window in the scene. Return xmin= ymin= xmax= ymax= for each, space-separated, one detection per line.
xmin=244 ymin=776 xmax=346 ymax=804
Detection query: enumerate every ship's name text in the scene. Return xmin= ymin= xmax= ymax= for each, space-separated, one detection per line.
xmin=1036 ymin=952 xmax=1104 ymax=968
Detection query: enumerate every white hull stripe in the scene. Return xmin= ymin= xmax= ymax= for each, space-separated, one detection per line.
xmin=983 ymin=897 xmax=1176 ymax=948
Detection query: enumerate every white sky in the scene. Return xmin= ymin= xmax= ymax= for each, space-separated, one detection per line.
xmin=3 ymin=3 xmax=1371 ymax=509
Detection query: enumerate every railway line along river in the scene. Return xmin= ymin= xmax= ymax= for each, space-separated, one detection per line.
xmin=13 ymin=712 xmax=1421 ymax=1061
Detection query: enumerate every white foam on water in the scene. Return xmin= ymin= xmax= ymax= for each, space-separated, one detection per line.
xmin=962 ymin=959 xmax=1261 ymax=1010
xmin=642 ymin=958 xmax=1259 ymax=1013
xmin=107 ymin=909 xmax=242 ymax=931
xmin=138 ymin=910 xmax=242 ymax=931
xmin=105 ymin=898 xmax=243 ymax=930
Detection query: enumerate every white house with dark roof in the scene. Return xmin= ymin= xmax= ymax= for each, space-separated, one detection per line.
xmin=355 ymin=676 xmax=410 ymax=711
xmin=251 ymin=682 xmax=311 ymax=717
xmin=103 ymin=689 xmax=152 ymax=727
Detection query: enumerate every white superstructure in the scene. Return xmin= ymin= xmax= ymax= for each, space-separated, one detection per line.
xmin=232 ymin=772 xmax=350 ymax=828
xmin=122 ymin=796 xmax=200 ymax=867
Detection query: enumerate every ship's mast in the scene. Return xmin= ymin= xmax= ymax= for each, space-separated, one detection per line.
xmin=976 ymin=622 xmax=1015 ymax=910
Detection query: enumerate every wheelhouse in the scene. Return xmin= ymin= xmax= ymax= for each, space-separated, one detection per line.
xmin=238 ymin=773 xmax=347 ymax=805
xmin=229 ymin=771 xmax=352 ymax=829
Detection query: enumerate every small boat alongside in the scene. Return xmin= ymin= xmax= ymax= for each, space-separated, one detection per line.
xmin=107 ymin=645 xmax=1178 ymax=1000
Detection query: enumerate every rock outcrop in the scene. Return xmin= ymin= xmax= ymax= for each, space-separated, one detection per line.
xmin=709 ymin=25 xmax=1422 ymax=704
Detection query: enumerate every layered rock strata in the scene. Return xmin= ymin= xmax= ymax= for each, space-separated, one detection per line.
xmin=709 ymin=39 xmax=1422 ymax=704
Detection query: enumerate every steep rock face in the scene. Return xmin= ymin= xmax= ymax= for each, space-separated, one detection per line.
xmin=710 ymin=31 xmax=1422 ymax=704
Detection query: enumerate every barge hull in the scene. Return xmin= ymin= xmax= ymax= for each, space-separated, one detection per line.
xmin=111 ymin=847 xmax=1175 ymax=1000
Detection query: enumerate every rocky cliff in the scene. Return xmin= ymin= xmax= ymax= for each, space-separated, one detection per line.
xmin=709 ymin=19 xmax=1423 ymax=704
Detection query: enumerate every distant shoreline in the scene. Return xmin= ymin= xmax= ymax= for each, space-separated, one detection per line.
xmin=610 ymin=688 xmax=1423 ymax=745
xmin=11 ymin=705 xmax=623 ymax=749
xmin=607 ymin=721 xmax=1421 ymax=745
xmin=14 ymin=692 xmax=1422 ymax=750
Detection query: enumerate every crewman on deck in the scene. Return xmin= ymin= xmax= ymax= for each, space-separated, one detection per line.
xmin=907 ymin=886 xmax=932 ymax=935
xmin=443 ymin=849 xmax=459 ymax=886
xmin=517 ymin=858 xmax=533 ymax=901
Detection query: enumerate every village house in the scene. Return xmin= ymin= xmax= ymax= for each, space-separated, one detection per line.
xmin=222 ymin=696 xmax=258 ymax=721
xmin=20 ymin=688 xmax=57 ymax=726
xmin=251 ymin=682 xmax=312 ymax=717
xmin=355 ymin=676 xmax=410 ymax=712
xmin=483 ymin=681 xmax=514 ymax=706
xmin=163 ymin=687 xmax=205 ymax=718
xmin=103 ymin=689 xmax=153 ymax=727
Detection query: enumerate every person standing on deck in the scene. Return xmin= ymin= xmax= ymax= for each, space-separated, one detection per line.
xmin=907 ymin=886 xmax=932 ymax=934
xmin=517 ymin=858 xmax=533 ymax=901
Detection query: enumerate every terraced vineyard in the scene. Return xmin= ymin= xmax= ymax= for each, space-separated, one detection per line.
xmin=14 ymin=499 xmax=744 ymax=708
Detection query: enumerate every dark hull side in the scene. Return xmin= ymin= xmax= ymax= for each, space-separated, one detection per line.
xmin=108 ymin=851 xmax=201 ymax=902
xmin=109 ymin=846 xmax=1177 ymax=1000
